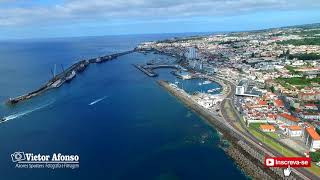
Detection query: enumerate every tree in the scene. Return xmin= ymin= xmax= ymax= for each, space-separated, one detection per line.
xmin=310 ymin=151 xmax=320 ymax=162
xmin=270 ymin=86 xmax=275 ymax=93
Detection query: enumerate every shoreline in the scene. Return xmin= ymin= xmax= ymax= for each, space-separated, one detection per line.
xmin=157 ymin=80 xmax=297 ymax=179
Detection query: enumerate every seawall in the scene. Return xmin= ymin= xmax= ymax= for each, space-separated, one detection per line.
xmin=157 ymin=80 xmax=299 ymax=179
xmin=7 ymin=50 xmax=135 ymax=105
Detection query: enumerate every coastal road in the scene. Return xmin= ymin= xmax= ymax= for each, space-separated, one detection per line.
xmin=214 ymin=75 xmax=319 ymax=180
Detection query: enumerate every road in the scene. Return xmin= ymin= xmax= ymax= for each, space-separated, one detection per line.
xmin=212 ymin=75 xmax=319 ymax=180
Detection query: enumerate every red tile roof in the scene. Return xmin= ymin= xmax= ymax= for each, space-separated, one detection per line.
xmin=288 ymin=125 xmax=302 ymax=131
xmin=306 ymin=127 xmax=320 ymax=140
xmin=279 ymin=113 xmax=299 ymax=122
xmin=268 ymin=114 xmax=277 ymax=120
xmin=259 ymin=100 xmax=268 ymax=106
xmin=260 ymin=124 xmax=275 ymax=131
xmin=274 ymin=99 xmax=284 ymax=107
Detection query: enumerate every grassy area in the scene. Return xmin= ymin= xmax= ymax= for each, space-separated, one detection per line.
xmin=309 ymin=163 xmax=320 ymax=176
xmin=249 ymin=123 xmax=280 ymax=139
xmin=285 ymin=65 xmax=301 ymax=75
xmin=248 ymin=128 xmax=296 ymax=156
xmin=277 ymin=37 xmax=320 ymax=46
xmin=275 ymin=77 xmax=320 ymax=88
xmin=288 ymin=53 xmax=320 ymax=60
xmin=248 ymin=126 xmax=320 ymax=175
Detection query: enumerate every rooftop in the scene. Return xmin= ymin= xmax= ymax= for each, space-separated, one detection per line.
xmin=306 ymin=127 xmax=320 ymax=141
xmin=288 ymin=125 xmax=302 ymax=131
xmin=260 ymin=124 xmax=275 ymax=130
xmin=279 ymin=113 xmax=299 ymax=122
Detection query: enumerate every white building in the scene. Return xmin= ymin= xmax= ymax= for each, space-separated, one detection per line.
xmin=286 ymin=126 xmax=303 ymax=137
xmin=304 ymin=127 xmax=320 ymax=151
xmin=186 ymin=47 xmax=198 ymax=60
xmin=236 ymin=80 xmax=248 ymax=95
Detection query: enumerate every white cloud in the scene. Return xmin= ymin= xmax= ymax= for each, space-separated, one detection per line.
xmin=0 ymin=0 xmax=319 ymax=26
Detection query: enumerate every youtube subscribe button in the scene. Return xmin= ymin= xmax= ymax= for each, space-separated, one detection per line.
xmin=265 ymin=157 xmax=311 ymax=168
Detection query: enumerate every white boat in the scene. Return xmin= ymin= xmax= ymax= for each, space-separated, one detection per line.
xmin=207 ymin=88 xmax=221 ymax=93
xmin=51 ymin=79 xmax=63 ymax=88
xmin=66 ymin=71 xmax=76 ymax=82
xmin=207 ymin=89 xmax=214 ymax=93
xmin=203 ymin=80 xmax=212 ymax=85
xmin=198 ymin=82 xmax=202 ymax=86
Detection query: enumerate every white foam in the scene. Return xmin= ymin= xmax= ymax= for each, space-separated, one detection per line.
xmin=89 ymin=96 xmax=107 ymax=106
xmin=1 ymin=101 xmax=54 ymax=123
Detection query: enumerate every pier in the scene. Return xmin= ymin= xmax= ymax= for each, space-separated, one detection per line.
xmin=7 ymin=50 xmax=135 ymax=105
xmin=133 ymin=64 xmax=181 ymax=77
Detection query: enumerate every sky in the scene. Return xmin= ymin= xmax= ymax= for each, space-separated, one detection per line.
xmin=0 ymin=0 xmax=320 ymax=39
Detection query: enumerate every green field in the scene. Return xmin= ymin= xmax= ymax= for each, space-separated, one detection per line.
xmin=248 ymin=125 xmax=320 ymax=175
xmin=277 ymin=37 xmax=320 ymax=46
xmin=276 ymin=77 xmax=320 ymax=87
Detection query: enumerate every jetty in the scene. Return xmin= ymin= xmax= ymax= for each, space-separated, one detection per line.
xmin=133 ymin=64 xmax=181 ymax=77
xmin=7 ymin=50 xmax=135 ymax=105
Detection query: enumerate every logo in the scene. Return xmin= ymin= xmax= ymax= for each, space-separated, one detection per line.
xmin=11 ymin=151 xmax=80 ymax=170
xmin=264 ymin=157 xmax=311 ymax=168
xmin=11 ymin=152 xmax=26 ymax=162
xmin=265 ymin=158 xmax=274 ymax=167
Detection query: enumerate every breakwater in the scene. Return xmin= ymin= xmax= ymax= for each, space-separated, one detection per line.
xmin=7 ymin=50 xmax=135 ymax=105
xmin=157 ymin=80 xmax=305 ymax=180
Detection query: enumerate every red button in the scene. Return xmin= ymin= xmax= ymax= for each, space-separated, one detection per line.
xmin=264 ymin=157 xmax=311 ymax=168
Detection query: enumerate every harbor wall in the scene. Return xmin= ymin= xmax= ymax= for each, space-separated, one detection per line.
xmin=7 ymin=50 xmax=135 ymax=105
xmin=157 ymin=80 xmax=297 ymax=180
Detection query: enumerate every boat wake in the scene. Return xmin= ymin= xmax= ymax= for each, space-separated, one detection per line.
xmin=1 ymin=101 xmax=54 ymax=123
xmin=89 ymin=96 xmax=107 ymax=106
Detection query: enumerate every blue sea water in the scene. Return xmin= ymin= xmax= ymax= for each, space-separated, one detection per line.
xmin=0 ymin=34 xmax=247 ymax=180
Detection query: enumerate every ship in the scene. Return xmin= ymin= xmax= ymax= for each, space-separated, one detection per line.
xmin=77 ymin=63 xmax=87 ymax=72
xmin=207 ymin=88 xmax=221 ymax=93
xmin=51 ymin=79 xmax=63 ymax=88
xmin=66 ymin=70 xmax=76 ymax=82
xmin=1 ymin=117 xmax=6 ymax=123
xmin=96 ymin=57 xmax=102 ymax=63
xmin=203 ymin=80 xmax=212 ymax=85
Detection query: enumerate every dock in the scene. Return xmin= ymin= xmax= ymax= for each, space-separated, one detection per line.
xmin=133 ymin=64 xmax=180 ymax=77
xmin=7 ymin=50 xmax=135 ymax=105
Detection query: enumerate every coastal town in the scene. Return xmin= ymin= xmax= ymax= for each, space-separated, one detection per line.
xmin=137 ymin=24 xmax=320 ymax=178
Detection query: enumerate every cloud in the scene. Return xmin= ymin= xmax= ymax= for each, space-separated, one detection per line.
xmin=0 ymin=0 xmax=320 ymax=26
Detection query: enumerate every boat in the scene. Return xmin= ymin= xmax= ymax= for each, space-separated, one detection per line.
xmin=1 ymin=117 xmax=6 ymax=123
xmin=51 ymin=79 xmax=63 ymax=88
xmin=66 ymin=71 xmax=76 ymax=82
xmin=203 ymin=80 xmax=212 ymax=85
xmin=77 ymin=63 xmax=87 ymax=73
xmin=96 ymin=57 xmax=102 ymax=63
xmin=207 ymin=89 xmax=214 ymax=93
xmin=207 ymin=88 xmax=221 ymax=93
xmin=198 ymin=82 xmax=202 ymax=86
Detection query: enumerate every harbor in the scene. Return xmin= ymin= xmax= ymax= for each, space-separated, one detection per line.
xmin=7 ymin=50 xmax=135 ymax=105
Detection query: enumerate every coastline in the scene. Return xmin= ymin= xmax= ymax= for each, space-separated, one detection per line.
xmin=157 ymin=80 xmax=292 ymax=179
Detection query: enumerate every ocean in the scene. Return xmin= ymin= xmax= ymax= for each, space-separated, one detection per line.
xmin=0 ymin=34 xmax=247 ymax=179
